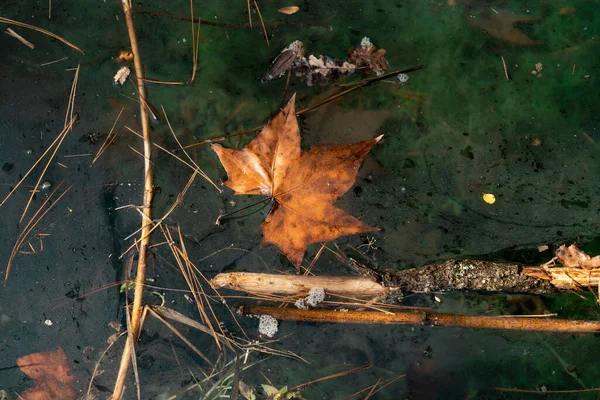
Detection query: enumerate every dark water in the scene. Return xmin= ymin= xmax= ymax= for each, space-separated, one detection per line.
xmin=1 ymin=0 xmax=600 ymax=398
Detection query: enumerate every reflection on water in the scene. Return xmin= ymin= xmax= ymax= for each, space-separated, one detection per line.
xmin=1 ymin=0 xmax=600 ymax=398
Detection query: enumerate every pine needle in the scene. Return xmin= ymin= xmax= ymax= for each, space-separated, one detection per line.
xmin=0 ymin=17 xmax=83 ymax=53
xmin=6 ymin=183 xmax=71 ymax=280
xmin=91 ymin=107 xmax=124 ymax=165
xmin=252 ymin=0 xmax=269 ymax=45
xmin=0 ymin=116 xmax=76 ymax=208
xmin=20 ymin=64 xmax=79 ymax=222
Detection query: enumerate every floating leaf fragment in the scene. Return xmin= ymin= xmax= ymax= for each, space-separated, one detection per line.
xmin=16 ymin=347 xmax=77 ymax=400
xmin=278 ymin=6 xmax=300 ymax=15
xmin=482 ymin=193 xmax=496 ymax=204
xmin=556 ymin=244 xmax=600 ymax=269
xmin=113 ymin=66 xmax=130 ymax=85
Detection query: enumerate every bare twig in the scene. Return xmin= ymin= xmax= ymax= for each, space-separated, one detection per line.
xmin=110 ymin=0 xmax=154 ymax=397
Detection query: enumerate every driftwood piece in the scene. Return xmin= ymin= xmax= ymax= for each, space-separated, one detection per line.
xmin=211 ymin=272 xmax=388 ymax=297
xmin=212 ymin=257 xmax=600 ymax=300
xmin=241 ymin=305 xmax=600 ymax=333
xmin=376 ymin=260 xmax=556 ymax=294
xmin=523 ymin=266 xmax=600 ymax=290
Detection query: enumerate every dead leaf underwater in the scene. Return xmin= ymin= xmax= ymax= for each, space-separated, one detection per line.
xmin=16 ymin=347 xmax=77 ymax=400
xmin=212 ymin=94 xmax=381 ymax=270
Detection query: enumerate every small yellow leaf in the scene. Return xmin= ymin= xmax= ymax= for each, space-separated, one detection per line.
xmin=482 ymin=193 xmax=496 ymax=204
xmin=278 ymin=6 xmax=300 ymax=15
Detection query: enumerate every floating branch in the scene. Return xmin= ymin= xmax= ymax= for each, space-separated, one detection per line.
xmin=111 ymin=0 xmax=154 ymax=397
xmin=213 ymin=255 xmax=600 ymax=298
xmin=240 ymin=305 xmax=600 ymax=333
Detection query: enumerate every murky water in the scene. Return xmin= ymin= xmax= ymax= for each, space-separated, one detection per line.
xmin=1 ymin=0 xmax=599 ymax=398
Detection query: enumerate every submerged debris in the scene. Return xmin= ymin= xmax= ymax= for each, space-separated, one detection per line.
xmin=347 ymin=36 xmax=389 ymax=76
xmin=262 ymin=37 xmax=388 ymax=86
xmin=555 ymin=244 xmax=600 ymax=269
xmin=261 ymin=40 xmax=304 ymax=82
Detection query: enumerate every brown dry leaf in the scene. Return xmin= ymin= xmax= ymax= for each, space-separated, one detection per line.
xmin=212 ymin=94 xmax=381 ymax=270
xmin=278 ymin=6 xmax=300 ymax=15
xmin=16 ymin=347 xmax=77 ymax=400
xmin=556 ymin=244 xmax=600 ymax=269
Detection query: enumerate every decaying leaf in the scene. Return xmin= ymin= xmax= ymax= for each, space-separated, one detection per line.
xmin=556 ymin=244 xmax=600 ymax=269
xmin=16 ymin=347 xmax=77 ymax=400
xmin=114 ymin=49 xmax=133 ymax=63
xmin=212 ymin=94 xmax=381 ymax=270
xmin=278 ymin=6 xmax=300 ymax=15
xmin=347 ymin=36 xmax=389 ymax=76
xmin=262 ymin=40 xmax=304 ymax=82
xmin=113 ymin=66 xmax=130 ymax=85
xmin=293 ymin=55 xmax=356 ymax=86
xmin=263 ymin=39 xmax=379 ymax=86
xmin=239 ymin=381 xmax=257 ymax=400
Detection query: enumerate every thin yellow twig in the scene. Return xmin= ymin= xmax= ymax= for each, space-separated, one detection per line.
xmin=111 ymin=0 xmax=154 ymax=397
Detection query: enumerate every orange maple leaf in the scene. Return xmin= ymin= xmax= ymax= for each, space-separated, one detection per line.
xmin=212 ymin=94 xmax=381 ymax=270
xmin=16 ymin=347 xmax=77 ymax=400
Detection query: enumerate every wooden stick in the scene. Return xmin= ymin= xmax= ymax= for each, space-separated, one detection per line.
xmin=240 ymin=305 xmax=600 ymax=333
xmin=111 ymin=0 xmax=154 ymax=398
xmin=211 ymin=272 xmax=388 ymax=297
